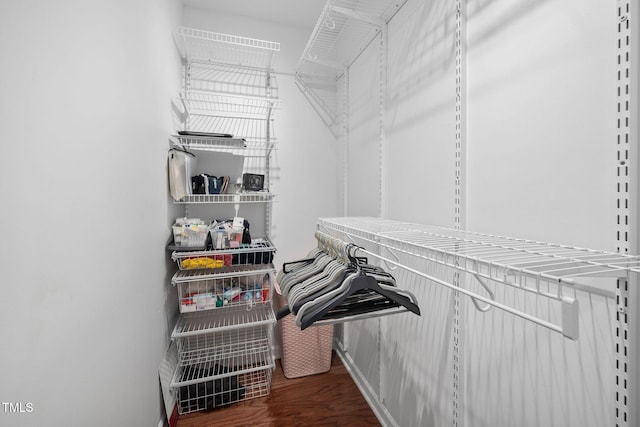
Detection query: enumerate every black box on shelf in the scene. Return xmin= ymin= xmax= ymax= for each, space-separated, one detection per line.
xmin=242 ymin=173 xmax=264 ymax=191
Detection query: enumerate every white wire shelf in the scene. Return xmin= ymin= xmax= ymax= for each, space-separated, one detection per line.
xmin=182 ymin=114 xmax=275 ymax=143
xmin=318 ymin=217 xmax=640 ymax=283
xmin=174 ymin=324 xmax=273 ymax=368
xmin=187 ymin=61 xmax=279 ymax=100
xmin=172 ymin=304 xmax=275 ymax=338
xmin=318 ymin=217 xmax=640 ymax=340
xmin=171 ymin=134 xmax=276 ymax=156
xmin=178 ymin=91 xmax=280 ymax=119
xmin=174 ymin=26 xmax=280 ymax=70
xmin=175 ymin=192 xmax=275 ymax=204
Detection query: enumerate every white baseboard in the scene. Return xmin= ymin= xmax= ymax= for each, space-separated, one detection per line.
xmin=334 ymin=345 xmax=398 ymax=427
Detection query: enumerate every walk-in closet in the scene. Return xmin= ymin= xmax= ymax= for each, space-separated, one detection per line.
xmin=1 ymin=1 xmax=639 ymax=426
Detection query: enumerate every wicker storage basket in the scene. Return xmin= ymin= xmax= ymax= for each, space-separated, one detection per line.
xmin=276 ymin=286 xmax=334 ymax=379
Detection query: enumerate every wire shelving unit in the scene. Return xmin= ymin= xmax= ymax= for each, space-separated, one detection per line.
xmin=163 ymin=26 xmax=280 ymax=417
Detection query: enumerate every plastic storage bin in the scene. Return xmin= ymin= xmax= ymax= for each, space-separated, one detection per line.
xmin=276 ymin=292 xmax=334 ymax=379
xmin=172 ymin=222 xmax=209 ymax=247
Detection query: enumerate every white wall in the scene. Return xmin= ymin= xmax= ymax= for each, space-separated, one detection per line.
xmin=0 ymin=1 xmax=182 ymax=426
xmin=335 ymin=0 xmax=620 ymax=426
xmin=465 ymin=2 xmax=616 ymax=426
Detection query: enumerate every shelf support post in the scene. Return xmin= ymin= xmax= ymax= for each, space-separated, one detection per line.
xmin=616 ymin=1 xmax=639 ymax=425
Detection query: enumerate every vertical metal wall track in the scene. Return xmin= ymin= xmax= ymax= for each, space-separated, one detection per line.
xmin=183 ymin=60 xmax=192 ymax=219
xmin=616 ymin=1 xmax=638 ymax=426
xmin=265 ymin=71 xmax=273 ymax=238
xmin=453 ymin=2 xmax=466 ymax=427
xmin=342 ymin=68 xmax=350 ymax=217
xmin=379 ymin=26 xmax=388 ymax=219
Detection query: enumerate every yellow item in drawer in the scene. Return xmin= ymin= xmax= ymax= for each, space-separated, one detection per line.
xmin=181 ymin=257 xmax=224 ymax=270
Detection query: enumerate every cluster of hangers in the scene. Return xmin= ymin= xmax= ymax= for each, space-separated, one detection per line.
xmin=275 ymin=231 xmax=421 ymax=329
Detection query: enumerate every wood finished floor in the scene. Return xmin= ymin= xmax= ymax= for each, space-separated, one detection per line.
xmin=176 ymin=353 xmax=381 ymax=427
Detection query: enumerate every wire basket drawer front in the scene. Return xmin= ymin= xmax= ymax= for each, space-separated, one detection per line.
xmin=174 ymin=267 xmax=273 ymax=313
xmin=175 ymin=364 xmax=273 ymax=414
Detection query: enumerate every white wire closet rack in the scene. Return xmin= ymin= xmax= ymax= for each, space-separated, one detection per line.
xmin=318 ymin=217 xmax=640 ymax=339
xmin=174 ymin=26 xmax=280 ymax=70
xmin=295 ymin=0 xmax=406 ymax=135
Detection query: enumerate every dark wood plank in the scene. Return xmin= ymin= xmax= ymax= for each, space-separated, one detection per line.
xmin=176 ymin=353 xmax=381 ymax=427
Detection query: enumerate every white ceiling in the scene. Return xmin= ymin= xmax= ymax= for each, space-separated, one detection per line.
xmin=182 ymin=0 xmax=326 ymax=31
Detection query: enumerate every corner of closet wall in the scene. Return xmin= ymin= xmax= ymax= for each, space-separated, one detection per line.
xmin=179 ymin=5 xmax=339 ymax=266
xmin=384 ymin=0 xmax=459 ymax=227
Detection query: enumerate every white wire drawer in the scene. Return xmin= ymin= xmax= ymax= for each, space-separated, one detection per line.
xmin=172 ymin=266 xmax=274 ymax=313
xmin=171 ymin=238 xmax=276 ymax=270
xmin=173 ymin=359 xmax=273 ymax=415
xmin=171 ymin=322 xmax=274 ymax=415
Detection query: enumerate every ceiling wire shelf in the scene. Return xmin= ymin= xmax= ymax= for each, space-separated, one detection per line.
xmin=174 ymin=26 xmax=280 ymax=70
xmin=318 ymin=217 xmax=640 ymax=340
xmin=295 ymin=0 xmax=406 ymax=136
xmin=298 ymin=0 xmax=404 ymax=75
